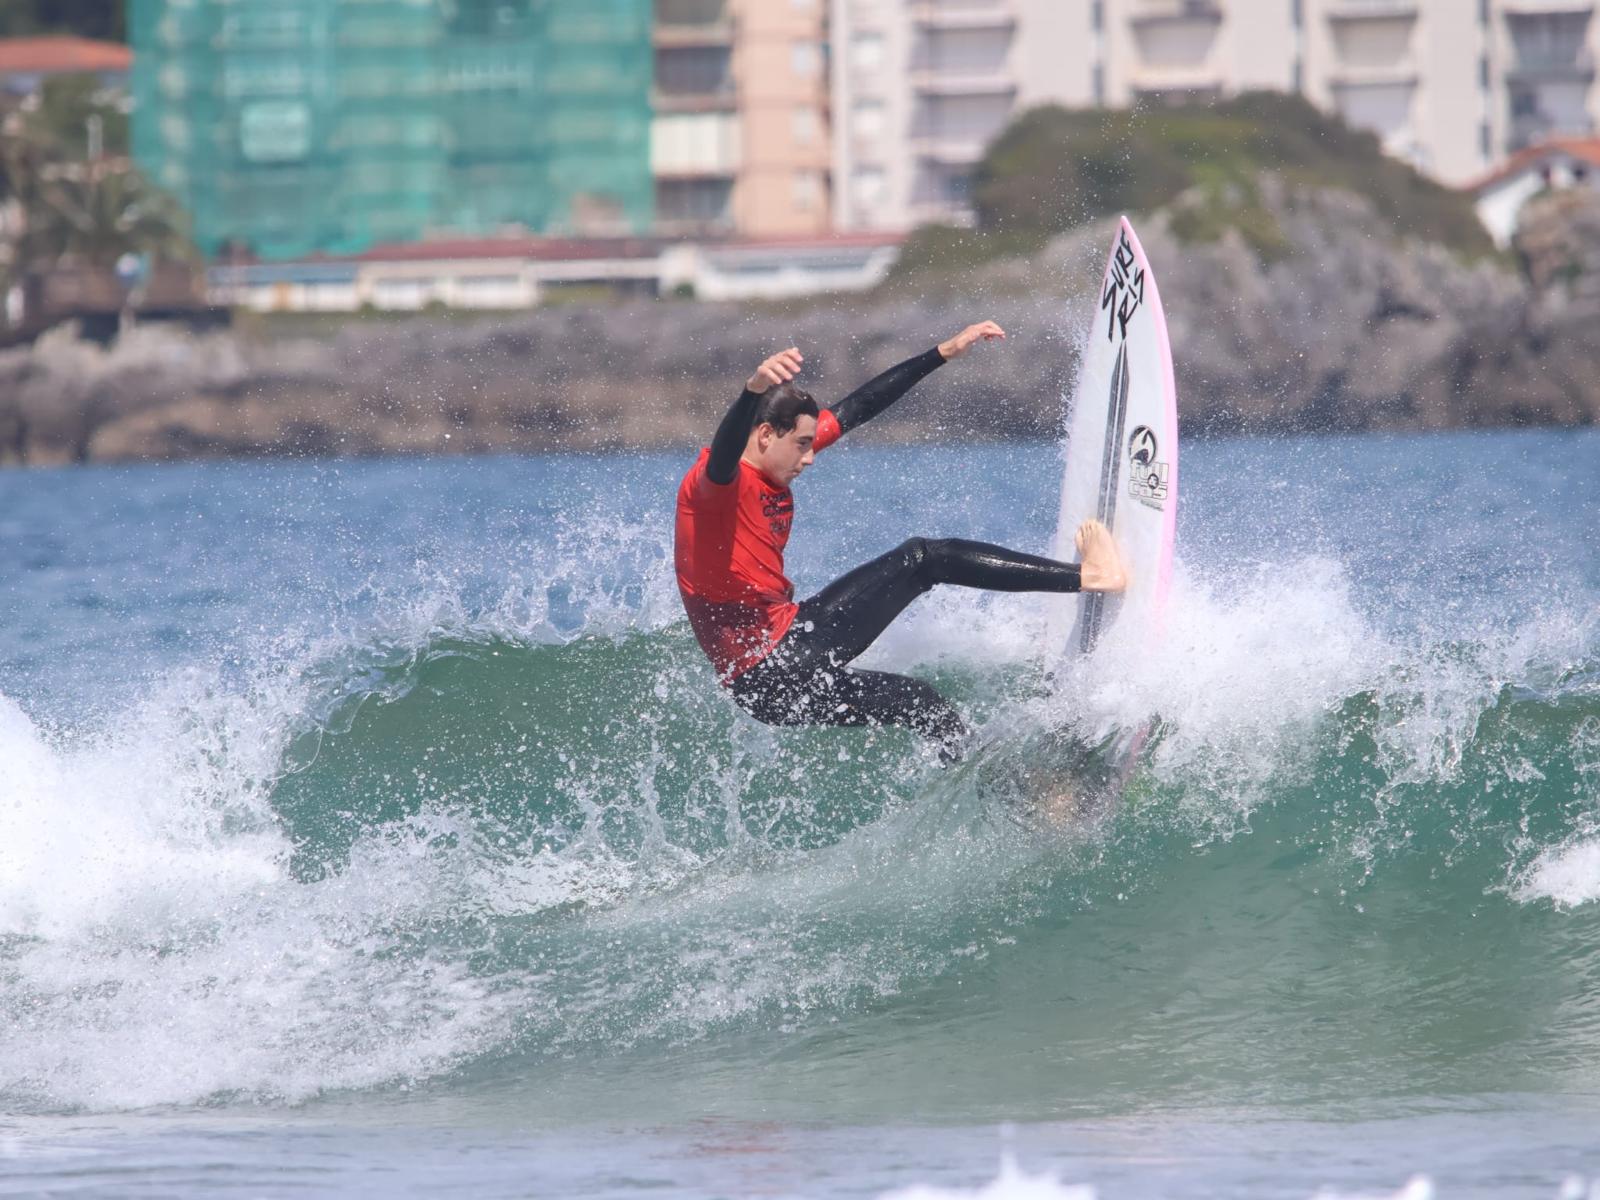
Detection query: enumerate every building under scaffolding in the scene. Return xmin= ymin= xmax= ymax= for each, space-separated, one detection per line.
xmin=129 ymin=0 xmax=653 ymax=259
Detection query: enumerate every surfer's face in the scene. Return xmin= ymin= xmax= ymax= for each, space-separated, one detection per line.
xmin=753 ymin=415 xmax=817 ymax=485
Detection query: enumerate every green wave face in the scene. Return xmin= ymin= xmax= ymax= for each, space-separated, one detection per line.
xmin=248 ymin=619 xmax=1600 ymax=1114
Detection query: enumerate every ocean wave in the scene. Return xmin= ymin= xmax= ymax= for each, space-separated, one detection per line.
xmin=3 ymin=550 xmax=1599 ymax=1112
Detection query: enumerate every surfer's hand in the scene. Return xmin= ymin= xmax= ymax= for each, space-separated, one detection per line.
xmin=938 ymin=321 xmax=1006 ymax=360
xmin=748 ymin=348 xmax=803 ymax=394
xmin=1075 ymin=520 xmax=1127 ymax=593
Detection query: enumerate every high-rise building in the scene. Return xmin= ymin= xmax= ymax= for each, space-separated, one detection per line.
xmin=130 ymin=0 xmax=653 ymax=260
xmin=651 ymin=0 xmax=831 ymax=237
xmin=831 ymin=0 xmax=1600 ymax=231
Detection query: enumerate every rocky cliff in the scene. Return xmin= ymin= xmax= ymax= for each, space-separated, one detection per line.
xmin=1 ymin=180 xmax=1596 ymax=467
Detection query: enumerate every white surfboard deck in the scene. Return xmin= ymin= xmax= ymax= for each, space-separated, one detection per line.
xmin=1053 ymin=216 xmax=1179 ymax=668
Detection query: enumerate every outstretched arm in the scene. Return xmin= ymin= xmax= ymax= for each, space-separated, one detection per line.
xmin=830 ymin=321 xmax=1006 ymax=435
xmin=706 ymin=347 xmax=804 ymax=485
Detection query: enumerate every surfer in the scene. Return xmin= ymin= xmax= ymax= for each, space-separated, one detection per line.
xmin=675 ymin=322 xmax=1127 ymax=762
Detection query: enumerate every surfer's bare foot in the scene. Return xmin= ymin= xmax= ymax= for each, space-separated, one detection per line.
xmin=1075 ymin=519 xmax=1127 ymax=593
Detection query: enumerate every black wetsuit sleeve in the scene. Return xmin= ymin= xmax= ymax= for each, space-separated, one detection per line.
xmin=829 ymin=346 xmax=947 ymax=436
xmin=706 ymin=388 xmax=762 ymax=485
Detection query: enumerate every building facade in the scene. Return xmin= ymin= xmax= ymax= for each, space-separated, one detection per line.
xmin=129 ymin=0 xmax=653 ymax=260
xmin=831 ymin=0 xmax=1600 ymax=231
xmin=650 ymin=0 xmax=831 ymax=237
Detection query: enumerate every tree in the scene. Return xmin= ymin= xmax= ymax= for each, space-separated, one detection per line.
xmin=29 ymin=74 xmax=129 ymax=161
xmin=24 ymin=164 xmax=195 ymax=273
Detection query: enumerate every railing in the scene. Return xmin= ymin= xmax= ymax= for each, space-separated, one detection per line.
xmin=651 ymin=84 xmax=738 ymax=111
xmin=1500 ymin=0 xmax=1594 ymax=13
xmin=1326 ymin=58 xmax=1420 ymax=86
xmin=909 ymin=131 xmax=988 ymax=164
xmin=1324 ymin=0 xmax=1420 ymax=19
xmin=908 ymin=68 xmax=1017 ymax=95
xmin=1506 ymin=48 xmax=1596 ymax=78
xmin=1511 ymin=112 xmax=1597 ymax=148
xmin=908 ymin=1 xmax=1017 ymax=30
xmin=1129 ymin=0 xmax=1224 ymax=23
xmin=652 ymin=18 xmax=735 ymax=47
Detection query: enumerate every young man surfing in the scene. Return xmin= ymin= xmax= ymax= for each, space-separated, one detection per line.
xmin=674 ymin=321 xmax=1126 ymax=762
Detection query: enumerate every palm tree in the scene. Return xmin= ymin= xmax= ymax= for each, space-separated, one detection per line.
xmin=27 ymin=163 xmax=194 ymax=273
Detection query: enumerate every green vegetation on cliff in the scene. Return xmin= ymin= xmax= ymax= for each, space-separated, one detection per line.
xmin=893 ymin=93 xmax=1492 ymax=279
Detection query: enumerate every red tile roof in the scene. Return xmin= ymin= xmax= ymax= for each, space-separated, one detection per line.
xmin=1468 ymin=138 xmax=1600 ymax=194
xmin=353 ymin=236 xmax=666 ymax=263
xmin=0 ymin=36 xmax=130 ymax=75
xmin=347 ymin=231 xmax=905 ymax=264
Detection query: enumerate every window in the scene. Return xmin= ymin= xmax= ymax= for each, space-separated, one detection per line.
xmin=853 ymin=166 xmax=885 ymax=207
xmin=791 ymin=41 xmax=820 ymax=77
xmin=792 ymin=106 xmax=819 ymax=144
xmin=853 ymin=31 xmax=885 ymax=72
xmin=792 ymin=169 xmax=823 ymax=211
xmin=656 ymin=45 xmax=733 ymax=96
xmin=853 ymin=98 xmax=885 ymax=138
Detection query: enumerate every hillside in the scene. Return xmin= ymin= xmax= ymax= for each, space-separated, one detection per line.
xmin=891 ymin=93 xmax=1494 ymax=282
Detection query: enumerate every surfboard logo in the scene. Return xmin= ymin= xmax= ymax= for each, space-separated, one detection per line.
xmin=1127 ymin=425 xmax=1168 ymax=509
xmin=1101 ymin=229 xmax=1146 ymax=343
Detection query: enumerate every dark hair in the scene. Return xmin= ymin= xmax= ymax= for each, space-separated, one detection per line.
xmin=753 ymin=382 xmax=819 ymax=435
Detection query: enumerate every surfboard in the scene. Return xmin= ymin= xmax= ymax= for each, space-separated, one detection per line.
xmin=1053 ymin=216 xmax=1178 ymax=666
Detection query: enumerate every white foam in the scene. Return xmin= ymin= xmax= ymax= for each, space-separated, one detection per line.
xmin=0 ymin=670 xmax=515 ymax=1110
xmin=1310 ymin=1177 xmax=1434 ymax=1200
xmin=879 ymin=1154 xmax=1095 ymax=1200
xmin=1514 ymin=834 xmax=1600 ymax=908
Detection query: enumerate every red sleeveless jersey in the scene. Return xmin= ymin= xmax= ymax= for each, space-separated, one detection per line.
xmin=675 ymin=410 xmax=841 ymax=681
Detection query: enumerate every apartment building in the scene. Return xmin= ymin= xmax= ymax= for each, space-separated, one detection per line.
xmin=832 ymin=0 xmax=1092 ymax=230
xmin=651 ymin=0 xmax=831 ymax=236
xmin=831 ymin=0 xmax=1600 ymax=231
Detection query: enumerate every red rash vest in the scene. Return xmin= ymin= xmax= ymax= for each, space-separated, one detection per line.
xmin=675 ymin=409 xmax=842 ymax=681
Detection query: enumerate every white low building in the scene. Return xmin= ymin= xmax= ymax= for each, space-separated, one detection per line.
xmin=1472 ymin=138 xmax=1600 ymax=247
xmin=208 ymin=234 xmax=903 ymax=314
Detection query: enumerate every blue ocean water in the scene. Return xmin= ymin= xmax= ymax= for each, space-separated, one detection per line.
xmin=2 ymin=429 xmax=1599 ymax=1198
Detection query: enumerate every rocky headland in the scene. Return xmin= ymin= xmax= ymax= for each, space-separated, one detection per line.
xmin=0 ymin=179 xmax=1596 ymax=468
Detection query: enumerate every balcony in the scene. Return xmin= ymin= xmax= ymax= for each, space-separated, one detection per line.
xmin=1510 ymin=111 xmax=1596 ymax=148
xmin=1127 ymin=64 xmax=1225 ymax=95
xmin=1500 ymin=0 xmax=1594 ymax=12
xmin=652 ymin=85 xmax=737 ymax=113
xmin=1327 ymin=58 xmax=1420 ymax=87
xmin=1506 ymin=49 xmax=1597 ymax=80
xmin=910 ymin=68 xmax=1017 ymax=96
xmin=910 ymin=132 xmax=988 ymax=164
xmin=1324 ymin=0 xmax=1418 ymax=20
xmin=652 ymin=19 xmax=734 ymax=48
xmin=1129 ymin=1 xmax=1223 ymax=25
xmin=909 ymin=1 xmax=1017 ymax=30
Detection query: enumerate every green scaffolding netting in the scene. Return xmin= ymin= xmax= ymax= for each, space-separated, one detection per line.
xmin=130 ymin=0 xmax=654 ymax=259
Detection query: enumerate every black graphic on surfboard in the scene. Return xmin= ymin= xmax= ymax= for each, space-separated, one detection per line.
xmin=1101 ymin=229 xmax=1145 ymax=343
xmin=1079 ymin=342 xmax=1130 ymax=654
